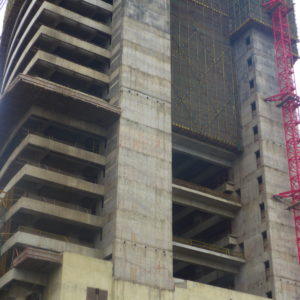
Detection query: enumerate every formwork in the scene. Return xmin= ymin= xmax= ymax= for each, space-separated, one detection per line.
xmin=171 ymin=0 xmax=240 ymax=150
xmin=171 ymin=0 xmax=298 ymax=151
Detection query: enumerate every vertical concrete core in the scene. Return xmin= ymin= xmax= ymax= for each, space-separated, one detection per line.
xmin=232 ymin=28 xmax=300 ymax=299
xmin=108 ymin=0 xmax=173 ymax=290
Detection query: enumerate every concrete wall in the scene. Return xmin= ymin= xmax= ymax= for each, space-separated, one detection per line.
xmin=232 ymin=27 xmax=300 ymax=299
xmin=103 ymin=0 xmax=173 ymax=290
xmin=44 ymin=253 xmax=267 ymax=300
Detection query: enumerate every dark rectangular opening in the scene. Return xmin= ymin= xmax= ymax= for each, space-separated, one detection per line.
xmin=246 ymin=36 xmax=251 ymax=45
xmin=239 ymin=242 xmax=244 ymax=254
xmin=262 ymin=231 xmax=268 ymax=251
xmin=257 ymin=176 xmax=263 ymax=193
xmin=255 ymin=150 xmax=261 ymax=168
xmin=264 ymin=260 xmax=270 ymax=281
xmin=249 ymin=79 xmax=255 ymax=89
xmin=266 ymin=291 xmax=273 ymax=298
xmin=251 ymin=101 xmax=257 ymax=118
xmin=260 ymin=202 xmax=266 ymax=221
xmin=253 ymin=125 xmax=259 ymax=141
xmin=247 ymin=57 xmax=253 ymax=67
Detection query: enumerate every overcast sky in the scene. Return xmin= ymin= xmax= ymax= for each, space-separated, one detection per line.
xmin=0 ymin=2 xmax=300 ymax=89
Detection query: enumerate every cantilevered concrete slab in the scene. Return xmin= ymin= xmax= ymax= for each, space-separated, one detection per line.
xmin=5 ymin=197 xmax=105 ymax=229
xmin=1 ymin=231 xmax=102 ymax=258
xmin=6 ymin=25 xmax=111 ymax=88
xmin=3 ymin=164 xmax=104 ymax=197
xmin=0 ymin=75 xmax=120 ymax=158
xmin=173 ymin=241 xmax=245 ymax=274
xmin=12 ymin=247 xmax=62 ymax=272
xmin=23 ymin=50 xmax=109 ymax=84
xmin=173 ymin=184 xmax=241 ymax=219
xmin=0 ymin=268 xmax=48 ymax=290
xmin=181 ymin=215 xmax=223 ymax=239
xmin=0 ymin=133 xmax=106 ymax=183
xmin=197 ymin=270 xmax=227 ymax=284
xmin=0 ymin=103 xmax=108 ymax=160
xmin=2 ymin=1 xmax=111 ymax=91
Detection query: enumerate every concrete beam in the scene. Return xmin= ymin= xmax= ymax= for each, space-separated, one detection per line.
xmin=0 ymin=268 xmax=48 ymax=290
xmin=83 ymin=0 xmax=113 ymax=13
xmin=181 ymin=215 xmax=223 ymax=239
xmin=0 ymin=133 xmax=105 ymax=182
xmin=173 ymin=184 xmax=241 ymax=219
xmin=197 ymin=270 xmax=225 ymax=284
xmin=172 ymin=133 xmax=236 ymax=168
xmin=173 ymin=207 xmax=194 ymax=223
xmin=173 ymin=242 xmax=245 ymax=274
xmin=5 ymin=197 xmax=105 ymax=229
xmin=173 ymin=261 xmax=189 ymax=273
xmin=1 ymin=231 xmax=102 ymax=258
xmin=4 ymin=164 xmax=104 ymax=197
xmin=215 ymin=235 xmax=238 ymax=248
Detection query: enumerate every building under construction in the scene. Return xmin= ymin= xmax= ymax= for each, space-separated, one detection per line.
xmin=0 ymin=0 xmax=299 ymax=299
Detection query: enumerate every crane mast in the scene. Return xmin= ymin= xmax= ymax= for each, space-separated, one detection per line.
xmin=263 ymin=0 xmax=300 ymax=261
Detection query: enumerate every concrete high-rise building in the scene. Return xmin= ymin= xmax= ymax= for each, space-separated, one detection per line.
xmin=0 ymin=0 xmax=299 ymax=299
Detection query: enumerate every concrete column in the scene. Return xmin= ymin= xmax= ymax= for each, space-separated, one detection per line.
xmin=232 ymin=28 xmax=300 ymax=299
xmin=104 ymin=0 xmax=173 ymax=290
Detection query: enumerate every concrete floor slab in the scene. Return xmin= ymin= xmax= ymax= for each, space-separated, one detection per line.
xmin=1 ymin=231 xmax=102 ymax=258
xmin=173 ymin=183 xmax=241 ymax=219
xmin=173 ymin=241 xmax=245 ymax=274
xmin=5 ymin=197 xmax=105 ymax=229
xmin=0 ymin=268 xmax=48 ymax=290
xmin=4 ymin=164 xmax=104 ymax=197
xmin=0 ymin=133 xmax=105 ymax=183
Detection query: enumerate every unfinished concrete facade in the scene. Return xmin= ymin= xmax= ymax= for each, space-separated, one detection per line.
xmin=0 ymin=0 xmax=299 ymax=299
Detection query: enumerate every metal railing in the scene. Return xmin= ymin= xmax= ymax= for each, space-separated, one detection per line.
xmin=173 ymin=236 xmax=244 ymax=259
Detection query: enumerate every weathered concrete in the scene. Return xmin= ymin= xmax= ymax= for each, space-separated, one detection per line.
xmin=5 ymin=197 xmax=105 ymax=229
xmin=103 ymin=0 xmax=173 ymax=290
xmin=232 ymin=28 xmax=300 ymax=298
xmin=44 ymin=253 xmax=265 ymax=300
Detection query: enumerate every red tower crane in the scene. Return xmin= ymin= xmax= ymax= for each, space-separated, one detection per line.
xmin=263 ymin=0 xmax=300 ymax=261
